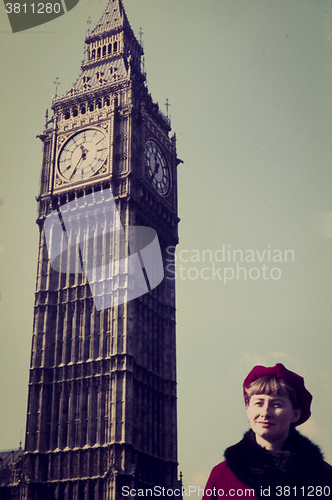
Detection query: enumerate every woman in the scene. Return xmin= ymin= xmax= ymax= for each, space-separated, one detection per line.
xmin=203 ymin=363 xmax=332 ymax=499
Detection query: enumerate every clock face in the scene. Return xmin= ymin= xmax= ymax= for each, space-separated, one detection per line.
xmin=58 ymin=129 xmax=108 ymax=182
xmin=145 ymin=139 xmax=171 ymax=196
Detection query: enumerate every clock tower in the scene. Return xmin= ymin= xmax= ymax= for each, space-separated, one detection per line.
xmin=22 ymin=1 xmax=181 ymax=499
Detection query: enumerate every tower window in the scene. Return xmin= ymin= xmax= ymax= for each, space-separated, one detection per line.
xmin=89 ymin=102 xmax=94 ymax=112
xmin=97 ymin=47 xmax=101 ymax=58
xmin=80 ymin=104 xmax=86 ymax=115
xmin=73 ymin=107 xmax=78 ymax=117
xmin=108 ymin=44 xmax=112 ymax=55
xmin=113 ymin=41 xmax=117 ymax=52
xmin=92 ymin=49 xmax=96 ymax=59
xmin=102 ymin=46 xmax=106 ymax=57
xmin=96 ymin=99 xmax=102 ymax=109
xmin=64 ymin=109 xmax=70 ymax=120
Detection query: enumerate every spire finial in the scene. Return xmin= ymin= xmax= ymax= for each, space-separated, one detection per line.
xmin=165 ymin=98 xmax=170 ymax=118
xmin=86 ymin=16 xmax=91 ymax=35
xmin=53 ymin=77 xmax=60 ymax=99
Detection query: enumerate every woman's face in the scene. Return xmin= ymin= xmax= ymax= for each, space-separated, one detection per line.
xmin=246 ymin=393 xmax=301 ymax=450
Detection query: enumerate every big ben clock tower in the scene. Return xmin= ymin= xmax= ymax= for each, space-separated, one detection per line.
xmin=22 ymin=1 xmax=181 ymax=499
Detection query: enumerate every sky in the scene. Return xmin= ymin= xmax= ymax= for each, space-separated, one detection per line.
xmin=0 ymin=0 xmax=331 ymax=493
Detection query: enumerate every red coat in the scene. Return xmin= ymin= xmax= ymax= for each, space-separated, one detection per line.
xmin=203 ymin=460 xmax=259 ymax=500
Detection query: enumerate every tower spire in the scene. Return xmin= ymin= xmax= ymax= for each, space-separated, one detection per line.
xmin=89 ymin=0 xmax=129 ymax=36
xmin=54 ymin=0 xmax=144 ymax=100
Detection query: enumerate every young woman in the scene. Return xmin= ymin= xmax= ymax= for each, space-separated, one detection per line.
xmin=203 ymin=363 xmax=332 ymax=499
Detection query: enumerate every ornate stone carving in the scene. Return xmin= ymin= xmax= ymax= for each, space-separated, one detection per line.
xmin=53 ymin=455 xmax=59 ymax=479
xmin=57 ymin=134 xmax=67 ymax=146
xmin=72 ymin=453 xmax=79 ymax=477
xmin=82 ymin=453 xmax=88 ymax=477
xmin=55 ymin=175 xmax=64 ymax=187
xmin=61 ymin=453 xmax=68 ymax=478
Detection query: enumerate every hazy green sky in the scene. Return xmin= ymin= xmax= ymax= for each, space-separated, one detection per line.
xmin=0 ymin=0 xmax=331 ymax=492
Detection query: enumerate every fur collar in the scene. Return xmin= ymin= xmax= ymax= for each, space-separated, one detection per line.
xmin=225 ymin=429 xmax=327 ymax=499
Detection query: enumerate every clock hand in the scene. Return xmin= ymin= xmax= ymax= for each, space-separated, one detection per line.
xmin=70 ymin=153 xmax=84 ymax=179
xmin=80 ymin=145 xmax=88 ymax=159
xmin=151 ymin=159 xmax=160 ymax=181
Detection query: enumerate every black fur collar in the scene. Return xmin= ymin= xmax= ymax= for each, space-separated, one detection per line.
xmin=225 ymin=429 xmax=327 ymax=499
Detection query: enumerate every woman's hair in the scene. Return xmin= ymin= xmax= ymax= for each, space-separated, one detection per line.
xmin=244 ymin=375 xmax=300 ymax=410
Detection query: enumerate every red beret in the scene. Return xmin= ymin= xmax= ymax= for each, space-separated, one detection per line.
xmin=243 ymin=363 xmax=312 ymax=426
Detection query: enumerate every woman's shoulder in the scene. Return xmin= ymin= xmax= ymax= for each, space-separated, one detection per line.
xmin=323 ymin=461 xmax=332 ymax=485
xmin=209 ymin=460 xmax=229 ymax=475
xmin=323 ymin=461 xmax=332 ymax=471
xmin=205 ymin=459 xmax=254 ymax=490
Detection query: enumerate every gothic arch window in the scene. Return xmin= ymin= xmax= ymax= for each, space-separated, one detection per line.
xmin=104 ymin=96 xmax=110 ymax=107
xmin=108 ymin=44 xmax=112 ymax=55
xmin=86 ymin=391 xmax=91 ymax=445
xmin=56 ymin=310 xmax=64 ymax=365
xmin=102 ymin=46 xmax=106 ymax=57
xmin=96 ymin=98 xmax=102 ymax=109
xmin=113 ymin=41 xmax=117 ymax=52
xmin=74 ymin=390 xmax=80 ymax=447
xmin=73 ymin=106 xmax=78 ymax=117
xmin=97 ymin=47 xmax=101 ymax=58
xmin=92 ymin=49 xmax=96 ymax=59
xmin=78 ymin=310 xmax=84 ymax=361
xmin=88 ymin=101 xmax=94 ymax=112
xmin=80 ymin=103 xmax=86 ymax=115
xmin=64 ymin=109 xmax=70 ymax=120
xmin=65 ymin=393 xmax=71 ymax=448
